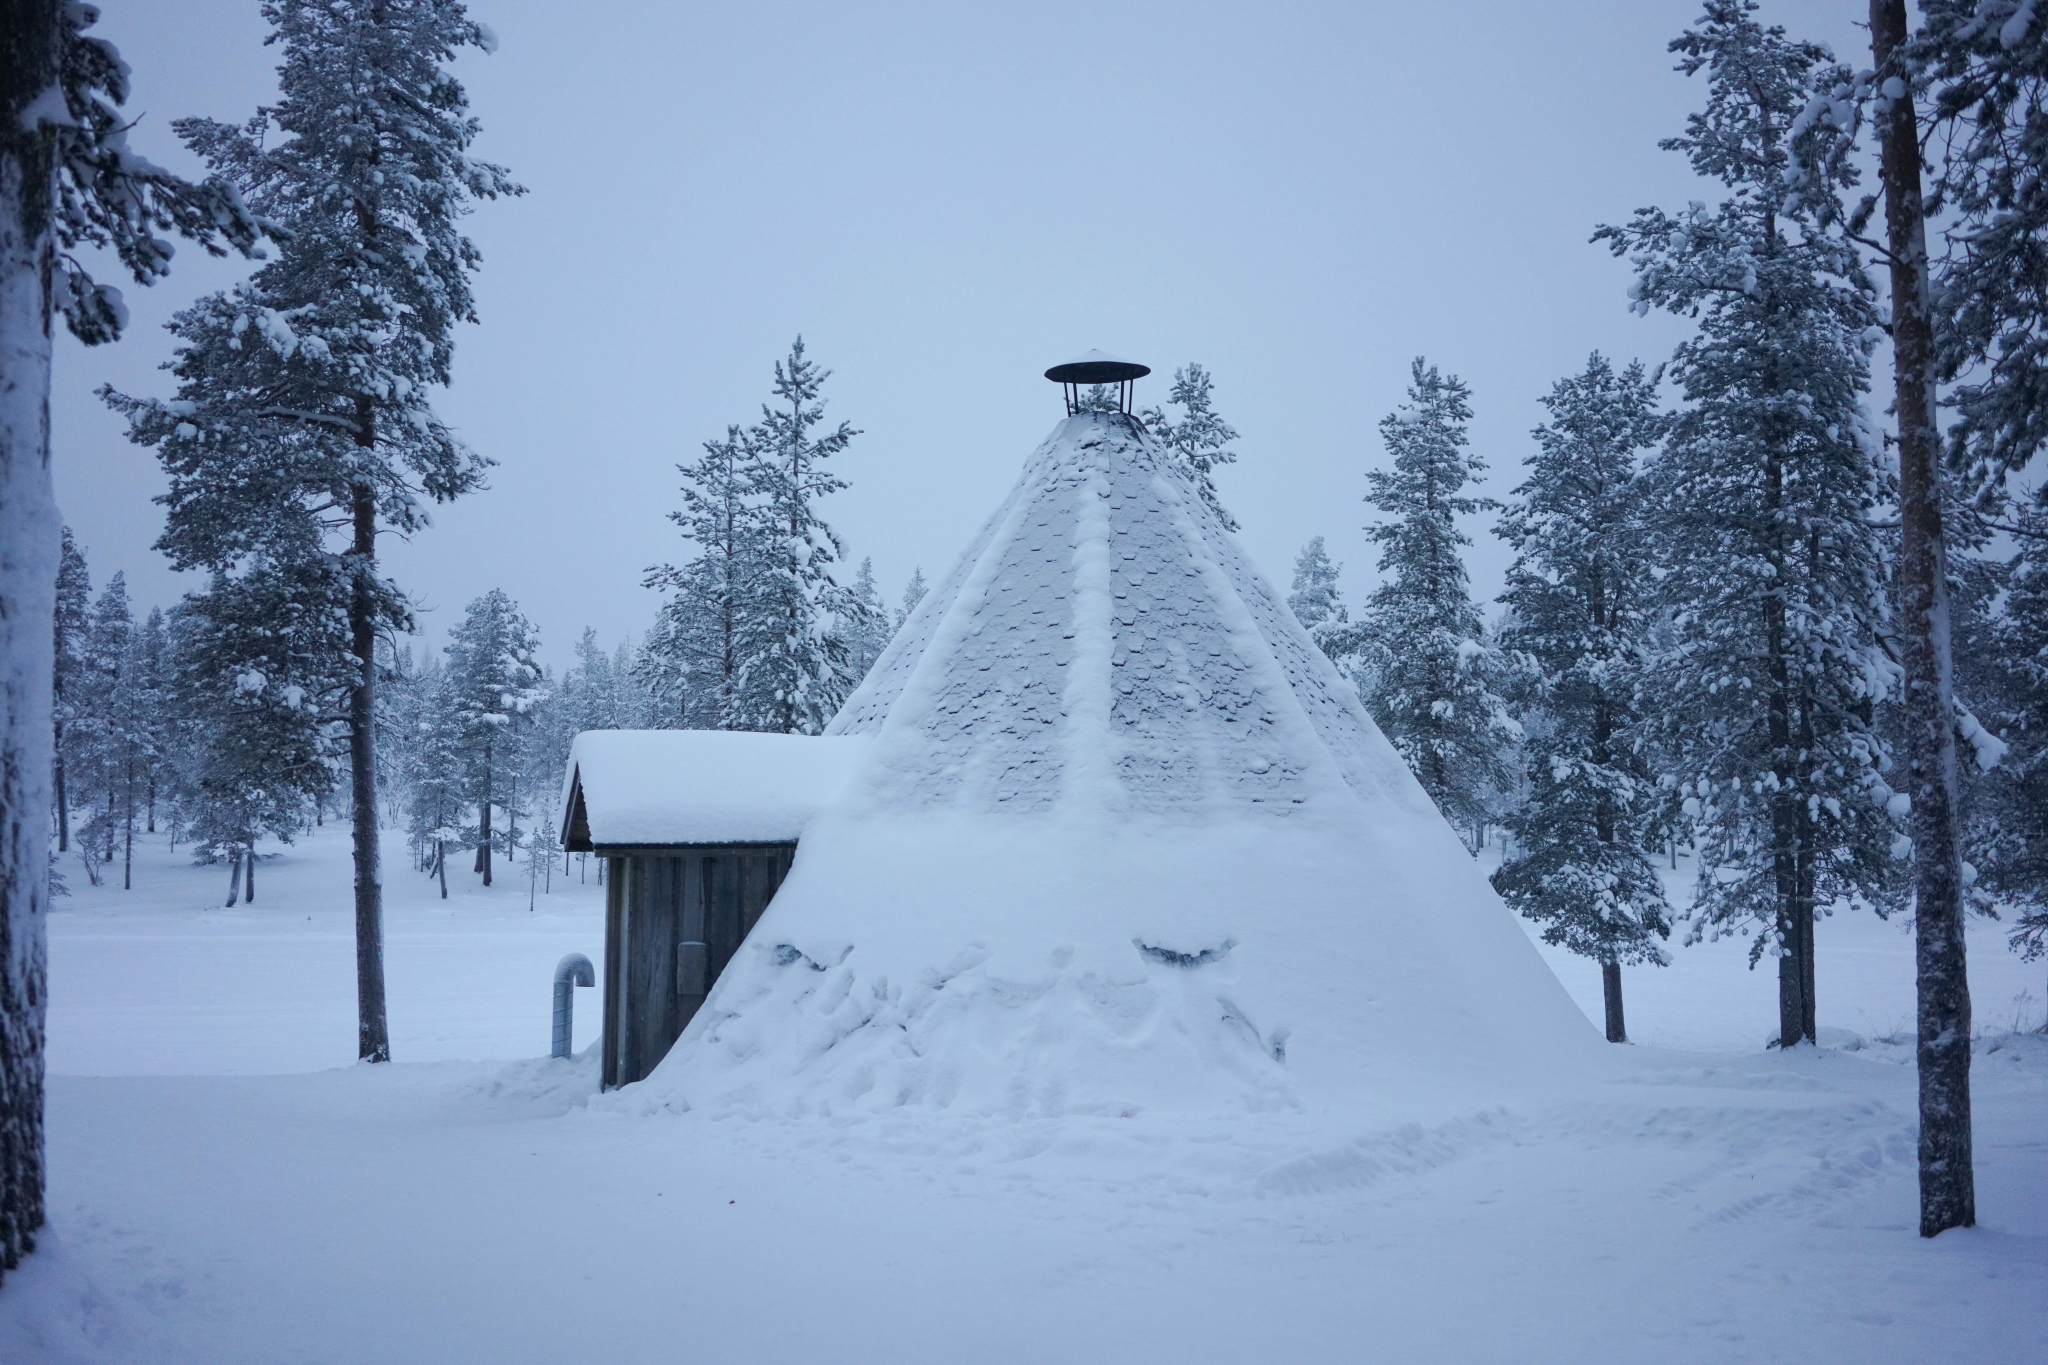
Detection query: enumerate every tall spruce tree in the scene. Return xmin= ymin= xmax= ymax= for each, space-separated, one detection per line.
xmin=50 ymin=529 xmax=90 ymax=853
xmin=1783 ymin=0 xmax=2006 ymax=1233
xmin=101 ymin=0 xmax=516 ymax=1062
xmin=1491 ymin=355 xmax=1672 ymax=1043
xmin=643 ymin=426 xmax=759 ymax=730
xmin=1869 ymin=0 xmax=1976 ymax=1235
xmin=1914 ymin=1 xmax=2048 ymax=502
xmin=1907 ymin=0 xmax=2048 ymax=1233
xmin=1962 ymin=505 xmax=2047 ymax=966
xmin=1287 ymin=536 xmax=1350 ymax=662
xmin=735 ymin=338 xmax=864 ymax=734
xmin=1350 ymin=358 xmax=1516 ymax=832
xmin=400 ymin=654 xmax=464 ymax=898
xmin=562 ymin=629 xmax=625 ymax=732
xmin=445 ymin=590 xmax=544 ymax=887
xmin=1598 ymin=1 xmax=1905 ymax=1049
xmin=172 ymin=561 xmax=346 ymax=905
xmin=845 ymin=557 xmax=891 ymax=684
xmin=129 ymin=608 xmax=172 ymax=836
xmin=72 ymin=572 xmax=133 ymax=878
xmin=104 ymin=602 xmax=166 ymax=890
xmin=1141 ymin=362 xmax=1242 ymax=530
xmin=897 ymin=567 xmax=927 ymax=632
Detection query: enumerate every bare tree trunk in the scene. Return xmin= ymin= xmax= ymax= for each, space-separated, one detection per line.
xmin=224 ymin=848 xmax=243 ymax=907
xmin=1872 ymin=0 xmax=1973 ymax=1237
xmin=1601 ymin=960 xmax=1627 ymax=1043
xmin=436 ymin=838 xmax=447 ymax=899
xmin=0 ymin=0 xmax=61 ymax=1282
xmin=349 ymin=478 xmax=389 ymax=1063
xmin=243 ymin=833 xmax=255 ymax=904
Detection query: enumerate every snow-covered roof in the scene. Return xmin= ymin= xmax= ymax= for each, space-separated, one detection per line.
xmin=559 ymin=730 xmax=870 ymax=850
xmin=830 ymin=412 xmax=1424 ymax=820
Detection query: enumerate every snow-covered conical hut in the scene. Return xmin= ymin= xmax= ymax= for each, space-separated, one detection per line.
xmin=635 ymin=403 xmax=1596 ymax=1119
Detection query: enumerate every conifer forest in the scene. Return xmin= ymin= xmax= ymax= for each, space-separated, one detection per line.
xmin=1 ymin=2 xmax=2044 ymax=1361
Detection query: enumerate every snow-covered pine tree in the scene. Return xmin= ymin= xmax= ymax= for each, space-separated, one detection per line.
xmin=1913 ymin=1 xmax=2048 ymax=506
xmin=1868 ymin=0 xmax=1979 ymax=1235
xmin=735 ymin=338 xmax=863 ymax=734
xmin=1351 ymin=358 xmax=1517 ymax=833
xmin=550 ymin=628 xmax=638 ymax=737
xmin=104 ymin=602 xmax=172 ymax=890
xmin=613 ymin=638 xmax=655 ymax=728
xmin=1141 ymin=363 xmax=1242 ymax=530
xmin=524 ymin=812 xmax=555 ymax=911
xmin=1287 ymin=536 xmax=1349 ymax=661
xmin=845 ymin=558 xmax=891 ymax=685
xmin=171 ymin=560 xmax=347 ymax=907
xmin=643 ymin=426 xmax=761 ymax=730
xmin=130 ymin=608 xmax=172 ymax=837
xmin=71 ymin=572 xmax=133 ymax=879
xmin=100 ymin=0 xmax=516 ymax=1063
xmin=1598 ymin=1 xmax=1904 ymax=1049
xmin=517 ymin=668 xmax=574 ymax=832
xmin=1782 ymin=0 xmax=2003 ymax=1234
xmin=50 ymin=530 xmax=90 ymax=853
xmin=2 ymin=2 xmax=260 ymax=1275
xmin=444 ymin=590 xmax=544 ymax=887
xmin=562 ymin=629 xmax=618 ymax=731
xmin=896 ymin=567 xmax=927 ymax=631
xmin=1960 ymin=503 xmax=2046 ymax=966
xmin=1491 ymin=355 xmax=1672 ymax=1043
xmin=400 ymin=655 xmax=464 ymax=899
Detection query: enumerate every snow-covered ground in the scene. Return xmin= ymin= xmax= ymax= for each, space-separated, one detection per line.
xmin=4 ymin=825 xmax=2044 ymax=1363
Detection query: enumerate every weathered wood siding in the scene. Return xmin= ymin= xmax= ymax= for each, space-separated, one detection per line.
xmin=600 ymin=845 xmax=796 ymax=1090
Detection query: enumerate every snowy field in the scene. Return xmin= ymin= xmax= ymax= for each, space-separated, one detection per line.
xmin=3 ymin=826 xmax=2044 ymax=1363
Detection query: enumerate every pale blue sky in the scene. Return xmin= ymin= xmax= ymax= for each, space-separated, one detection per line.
xmin=54 ymin=0 xmax=1870 ymax=666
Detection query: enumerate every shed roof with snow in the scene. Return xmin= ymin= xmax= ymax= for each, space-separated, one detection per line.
xmin=559 ymin=730 xmax=870 ymax=852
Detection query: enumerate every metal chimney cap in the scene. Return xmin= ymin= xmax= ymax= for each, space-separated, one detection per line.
xmin=1044 ymin=349 xmax=1151 ymax=385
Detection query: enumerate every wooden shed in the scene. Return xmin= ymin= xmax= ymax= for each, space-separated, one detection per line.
xmin=558 ymin=730 xmax=868 ymax=1089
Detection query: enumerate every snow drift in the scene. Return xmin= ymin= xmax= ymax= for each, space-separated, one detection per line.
xmin=632 ymin=411 xmax=1596 ymax=1119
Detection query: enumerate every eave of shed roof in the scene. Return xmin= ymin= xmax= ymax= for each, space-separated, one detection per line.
xmin=559 ymin=730 xmax=870 ymax=852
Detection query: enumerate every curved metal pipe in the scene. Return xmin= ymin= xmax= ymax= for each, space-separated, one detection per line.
xmin=552 ymin=952 xmax=595 ymax=1059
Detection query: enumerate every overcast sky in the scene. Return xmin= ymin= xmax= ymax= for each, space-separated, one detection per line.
xmin=53 ymin=0 xmax=1872 ymax=670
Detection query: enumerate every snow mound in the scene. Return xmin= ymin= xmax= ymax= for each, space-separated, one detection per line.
xmin=635 ymin=413 xmax=1597 ymax=1119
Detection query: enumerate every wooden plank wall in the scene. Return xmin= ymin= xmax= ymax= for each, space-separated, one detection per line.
xmin=601 ymin=859 xmax=625 ymax=1089
xmin=603 ymin=845 xmax=796 ymax=1089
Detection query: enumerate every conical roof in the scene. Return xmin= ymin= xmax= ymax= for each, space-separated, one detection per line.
xmin=833 ymin=412 xmax=1427 ymax=823
xmin=643 ymin=413 xmax=1594 ymax=1119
